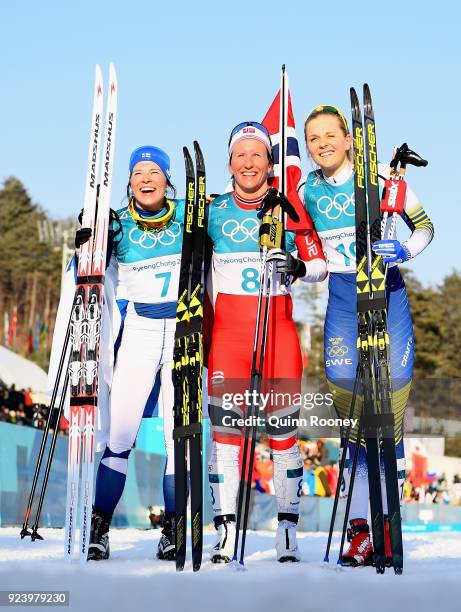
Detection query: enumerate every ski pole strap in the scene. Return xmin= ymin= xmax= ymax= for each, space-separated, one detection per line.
xmin=390 ymin=142 xmax=428 ymax=170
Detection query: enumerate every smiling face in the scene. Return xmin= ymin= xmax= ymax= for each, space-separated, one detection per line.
xmin=305 ymin=114 xmax=352 ymax=177
xmin=130 ymin=161 xmax=167 ymax=210
xmin=229 ymin=139 xmax=273 ymax=198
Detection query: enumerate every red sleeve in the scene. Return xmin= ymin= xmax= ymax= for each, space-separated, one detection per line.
xmin=202 ymin=290 xmax=214 ymax=368
xmin=295 ymin=225 xmax=325 ymax=262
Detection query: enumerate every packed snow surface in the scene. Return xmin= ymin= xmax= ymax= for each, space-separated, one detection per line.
xmin=1 ymin=528 xmax=460 ymax=612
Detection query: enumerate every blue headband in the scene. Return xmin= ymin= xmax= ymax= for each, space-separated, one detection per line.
xmin=129 ymin=146 xmax=171 ymax=179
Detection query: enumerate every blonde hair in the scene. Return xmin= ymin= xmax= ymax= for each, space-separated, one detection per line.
xmin=304 ymin=106 xmax=353 ymax=163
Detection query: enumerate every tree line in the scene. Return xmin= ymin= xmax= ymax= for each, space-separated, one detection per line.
xmin=0 ymin=177 xmax=67 ymax=369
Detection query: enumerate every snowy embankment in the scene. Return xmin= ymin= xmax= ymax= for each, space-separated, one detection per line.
xmin=1 ymin=528 xmax=460 ymax=612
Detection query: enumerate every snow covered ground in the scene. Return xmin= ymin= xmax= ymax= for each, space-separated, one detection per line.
xmin=1 ymin=527 xmax=460 ymax=612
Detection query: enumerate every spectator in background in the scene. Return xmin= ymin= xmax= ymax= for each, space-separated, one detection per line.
xmin=33 ymin=406 xmax=46 ymax=430
xmin=252 ymin=444 xmax=274 ymax=494
xmin=302 ymin=457 xmax=315 ymax=496
xmin=24 ymin=388 xmax=34 ymax=424
xmin=311 ymin=459 xmax=332 ymax=497
xmin=325 ymin=461 xmax=338 ymax=495
xmin=452 ymin=474 xmax=461 ymax=505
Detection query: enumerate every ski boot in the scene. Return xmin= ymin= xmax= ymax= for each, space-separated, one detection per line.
xmin=87 ymin=510 xmax=111 ymax=561
xmin=384 ymin=516 xmax=393 ymax=568
xmin=211 ymin=514 xmax=236 ymax=564
xmin=276 ymin=520 xmax=301 ymax=562
xmin=341 ymin=518 xmax=373 ymax=567
xmin=156 ymin=512 xmax=175 ymax=561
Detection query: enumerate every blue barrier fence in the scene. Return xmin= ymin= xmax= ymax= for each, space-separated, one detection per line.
xmin=0 ymin=420 xmax=213 ymax=528
xmin=1 ymin=422 xmax=460 ymax=532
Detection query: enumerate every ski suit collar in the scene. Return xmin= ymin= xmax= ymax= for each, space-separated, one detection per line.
xmin=322 ymin=161 xmax=353 ymax=186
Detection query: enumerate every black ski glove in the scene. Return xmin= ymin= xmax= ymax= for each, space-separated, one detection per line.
xmin=75 ymin=227 xmax=92 ymax=249
xmin=266 ymin=248 xmax=306 ymax=279
xmin=261 ymin=188 xmax=300 ymax=223
xmin=75 ymin=208 xmax=122 ymax=266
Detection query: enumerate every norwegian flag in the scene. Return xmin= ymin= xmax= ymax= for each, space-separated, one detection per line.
xmin=262 ymin=66 xmax=311 ymax=231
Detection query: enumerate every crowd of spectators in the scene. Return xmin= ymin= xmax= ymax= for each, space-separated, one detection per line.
xmin=252 ymin=437 xmax=461 ymax=505
xmin=298 ymin=439 xmax=338 ymax=497
xmin=3 ymin=378 xmax=460 ymax=505
xmin=250 ymin=437 xmax=340 ymax=497
xmin=403 ymin=471 xmax=461 ymax=505
xmin=0 ymin=379 xmax=68 ymax=435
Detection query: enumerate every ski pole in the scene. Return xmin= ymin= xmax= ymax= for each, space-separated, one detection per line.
xmin=323 ymin=365 xmax=360 ymax=562
xmin=337 ymin=390 xmax=365 ymax=565
xmin=238 ymin=259 xmax=273 ymax=565
xmin=233 ymin=250 xmax=271 ymax=565
xmin=20 ymin=324 xmax=71 ymax=539
xmin=31 ymin=370 xmax=70 ymax=540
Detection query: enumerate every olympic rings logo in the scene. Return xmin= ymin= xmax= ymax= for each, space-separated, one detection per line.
xmin=222 ymin=218 xmax=259 ymax=243
xmin=317 ymin=193 xmax=355 ymax=220
xmin=327 ymin=337 xmax=348 ymax=357
xmin=327 ymin=344 xmax=349 ymax=357
xmin=129 ymin=222 xmax=181 ymax=248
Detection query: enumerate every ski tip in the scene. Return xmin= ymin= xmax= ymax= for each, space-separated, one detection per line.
xmin=109 ymin=63 xmax=117 ymax=93
xmin=183 ymin=146 xmax=194 ymax=174
xmin=363 ymin=84 xmax=373 ymax=115
xmin=350 ymin=88 xmax=360 ymax=119
xmin=193 ymin=141 xmax=205 ymax=169
xmin=282 ymin=63 xmax=286 ymax=72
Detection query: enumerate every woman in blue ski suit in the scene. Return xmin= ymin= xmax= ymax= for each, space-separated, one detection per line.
xmin=301 ymin=105 xmax=433 ymax=566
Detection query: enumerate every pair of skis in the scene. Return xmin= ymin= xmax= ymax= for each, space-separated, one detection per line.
xmin=64 ymin=64 xmax=117 ymax=563
xmin=349 ymin=83 xmax=400 ymax=574
xmin=323 ymin=91 xmax=427 ymax=574
xmin=173 ymin=142 xmax=206 ymax=572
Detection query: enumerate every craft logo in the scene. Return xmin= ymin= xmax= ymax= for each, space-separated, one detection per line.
xmin=401 ymin=336 xmax=413 ymax=368
xmin=242 ymin=127 xmax=256 ymax=134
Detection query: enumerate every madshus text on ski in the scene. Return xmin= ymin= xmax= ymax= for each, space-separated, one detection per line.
xmin=21 ymin=64 xmax=433 ymax=576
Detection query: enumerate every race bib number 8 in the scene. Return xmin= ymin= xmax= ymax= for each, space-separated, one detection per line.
xmin=241 ymin=267 xmax=260 ymax=293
